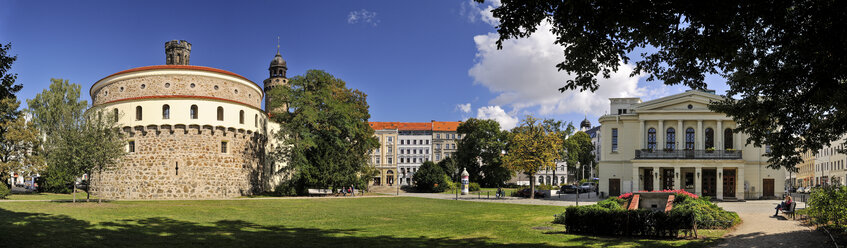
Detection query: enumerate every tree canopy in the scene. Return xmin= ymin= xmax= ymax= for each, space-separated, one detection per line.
xmin=479 ymin=0 xmax=847 ymax=170
xmin=503 ymin=115 xmax=563 ymax=199
xmin=565 ymin=131 xmax=595 ymax=181
xmin=455 ymin=118 xmax=511 ymax=187
xmin=270 ymin=70 xmax=379 ymax=195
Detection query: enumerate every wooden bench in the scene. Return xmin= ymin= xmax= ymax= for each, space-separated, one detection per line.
xmin=780 ymin=201 xmax=797 ymax=219
xmin=307 ymin=189 xmax=334 ymax=196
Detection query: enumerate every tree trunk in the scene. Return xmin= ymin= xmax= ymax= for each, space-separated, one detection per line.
xmin=86 ymin=170 xmax=91 ymax=203
xmin=97 ymin=169 xmax=102 ymax=204
xmin=530 ymin=172 xmax=535 ymax=199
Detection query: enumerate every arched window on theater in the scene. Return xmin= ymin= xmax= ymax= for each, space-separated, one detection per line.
xmin=685 ymin=128 xmax=695 ymax=150
xmin=705 ymin=128 xmax=714 ymax=149
xmin=647 ymin=128 xmax=656 ymax=150
xmin=724 ymin=128 xmax=734 ymax=149
xmin=666 ymin=128 xmax=676 ymax=150
xmin=217 ymin=106 xmax=224 ymax=121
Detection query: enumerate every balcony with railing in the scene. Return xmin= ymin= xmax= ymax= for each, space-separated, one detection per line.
xmin=635 ymin=149 xmax=742 ymax=160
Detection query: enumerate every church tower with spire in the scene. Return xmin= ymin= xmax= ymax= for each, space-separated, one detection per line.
xmin=263 ymin=39 xmax=288 ymax=114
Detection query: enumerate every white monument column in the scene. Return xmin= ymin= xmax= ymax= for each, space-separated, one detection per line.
xmin=717 ymin=167 xmax=724 ymax=200
xmin=673 ymin=166 xmax=681 ymax=190
xmin=695 ymin=167 xmax=703 ymax=196
xmin=696 ymin=120 xmax=703 ymax=150
xmin=736 ymin=167 xmax=745 ymax=199
xmin=653 ymin=166 xmax=661 ymax=191
xmin=658 ymin=120 xmax=665 ymax=149
xmin=717 ymin=120 xmax=723 ymax=150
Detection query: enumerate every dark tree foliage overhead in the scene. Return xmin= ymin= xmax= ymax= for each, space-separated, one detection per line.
xmin=479 ymin=0 xmax=847 ymax=170
xmin=270 ymin=70 xmax=379 ymax=194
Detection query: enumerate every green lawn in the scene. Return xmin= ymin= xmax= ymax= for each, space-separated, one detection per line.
xmin=440 ymin=187 xmax=519 ymax=196
xmin=3 ymin=191 xmax=94 ymax=201
xmin=0 ymin=197 xmax=725 ymax=247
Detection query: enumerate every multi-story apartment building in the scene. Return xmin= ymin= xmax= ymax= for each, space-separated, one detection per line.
xmin=598 ymin=90 xmax=785 ymax=200
xmin=796 ymin=150 xmax=815 ymax=188
xmin=397 ymin=123 xmax=433 ymax=185
xmin=813 ymin=137 xmax=847 ymax=186
xmin=368 ymin=122 xmax=399 ymax=186
xmin=432 ymin=121 xmax=461 ymax=163
xmin=535 ymin=161 xmax=568 ymax=185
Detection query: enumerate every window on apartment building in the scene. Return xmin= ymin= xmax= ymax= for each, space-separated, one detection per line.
xmin=612 ymin=128 xmax=618 ymax=152
xmin=436 ymin=154 xmax=441 ymax=160
xmin=705 ymin=128 xmax=714 ymax=149
xmin=436 ymin=144 xmax=441 ymax=149
xmin=387 ymin=157 xmax=392 ymax=164
xmin=685 ymin=128 xmax=695 ymax=150
xmin=388 ymin=137 xmax=393 ymax=144
xmin=666 ymin=128 xmax=676 ymax=150
xmin=647 ymin=128 xmax=656 ymax=150
xmin=426 ymin=140 xmax=429 ymax=145
xmin=376 ymin=157 xmax=380 ymax=164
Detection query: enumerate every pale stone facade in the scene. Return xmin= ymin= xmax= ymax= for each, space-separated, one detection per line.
xmin=88 ymin=41 xmax=286 ymax=199
xmin=812 ymin=137 xmax=847 ymax=186
xmin=598 ymin=90 xmax=786 ymax=200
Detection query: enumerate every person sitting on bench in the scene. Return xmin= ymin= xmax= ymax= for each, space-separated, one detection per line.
xmin=774 ymin=195 xmax=793 ymax=217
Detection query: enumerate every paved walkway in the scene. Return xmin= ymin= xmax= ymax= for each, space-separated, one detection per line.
xmin=395 ymin=192 xmax=599 ymax=206
xmin=711 ymin=200 xmax=832 ymax=248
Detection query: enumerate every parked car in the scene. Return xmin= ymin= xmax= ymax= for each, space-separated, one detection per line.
xmin=559 ymin=185 xmax=579 ymax=194
xmin=579 ymin=182 xmax=597 ymax=193
xmin=516 ymin=188 xmax=545 ymax=198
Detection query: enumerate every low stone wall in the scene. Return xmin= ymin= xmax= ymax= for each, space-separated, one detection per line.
xmin=91 ymin=124 xmax=266 ymax=199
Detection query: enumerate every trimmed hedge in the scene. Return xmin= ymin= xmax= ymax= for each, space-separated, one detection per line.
xmin=556 ymin=204 xmax=694 ymax=237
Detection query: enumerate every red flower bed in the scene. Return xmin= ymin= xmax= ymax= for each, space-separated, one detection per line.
xmin=618 ymin=189 xmax=698 ymax=199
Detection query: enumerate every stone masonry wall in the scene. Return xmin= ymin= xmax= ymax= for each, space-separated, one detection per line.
xmin=91 ymin=124 xmax=265 ymax=199
xmin=93 ymin=74 xmax=263 ymax=108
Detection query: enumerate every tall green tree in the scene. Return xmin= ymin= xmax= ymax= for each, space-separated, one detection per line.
xmin=455 ymin=118 xmax=511 ymax=187
xmin=412 ymin=161 xmax=449 ymax=193
xmin=0 ymin=42 xmax=25 ymax=186
xmin=478 ymin=0 xmax=847 ymax=170
xmin=0 ymin=99 xmax=44 ymax=185
xmin=28 ymin=79 xmax=124 ymax=201
xmin=503 ymin=115 xmax=563 ymax=199
xmin=270 ymin=70 xmax=379 ymax=195
xmin=565 ymin=131 xmax=595 ymax=182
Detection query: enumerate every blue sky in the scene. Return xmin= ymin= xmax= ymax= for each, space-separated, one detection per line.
xmin=1 ymin=0 xmax=728 ymax=129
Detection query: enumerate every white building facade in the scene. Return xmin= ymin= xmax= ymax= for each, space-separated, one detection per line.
xmin=397 ymin=125 xmax=433 ymax=185
xmin=813 ymin=137 xmax=847 ymax=186
xmin=598 ymin=90 xmax=785 ymax=200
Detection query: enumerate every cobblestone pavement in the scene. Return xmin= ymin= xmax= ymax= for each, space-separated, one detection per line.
xmin=711 ymin=200 xmax=832 ymax=248
xmin=396 ymin=192 xmax=599 ymax=206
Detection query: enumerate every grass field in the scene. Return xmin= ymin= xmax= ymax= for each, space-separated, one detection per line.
xmin=0 ymin=196 xmax=725 ymax=247
xmin=440 ymin=187 xmax=519 ymax=196
xmin=3 ymin=191 xmax=93 ymax=201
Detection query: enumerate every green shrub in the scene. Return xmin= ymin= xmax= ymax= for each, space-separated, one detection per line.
xmin=468 ymin=182 xmax=480 ymax=191
xmin=413 ymin=161 xmax=450 ymax=193
xmin=35 ymin=168 xmax=75 ymax=194
xmin=0 ymin=183 xmax=10 ymax=199
xmin=808 ymin=186 xmax=847 ymax=228
xmin=536 ymin=184 xmax=554 ymax=190
xmin=669 ymin=195 xmax=739 ymax=229
xmin=596 ymin=197 xmax=626 ymax=210
xmin=556 ymin=205 xmax=694 ymax=237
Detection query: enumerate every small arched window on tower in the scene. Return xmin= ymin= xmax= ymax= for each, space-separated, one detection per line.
xmin=113 ymin=108 xmax=119 ymax=122
xmin=239 ymin=110 xmax=244 ymax=124
xmin=217 ymin=107 xmax=224 ymax=121
xmin=135 ymin=106 xmax=142 ymax=121
xmin=162 ymin=104 xmax=170 ymax=119
xmin=190 ymin=105 xmax=198 ymax=119
xmin=254 ymin=114 xmax=258 ymax=127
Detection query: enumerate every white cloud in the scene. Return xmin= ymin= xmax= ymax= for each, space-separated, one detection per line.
xmin=476 ymin=105 xmax=518 ymax=130
xmin=348 ymin=9 xmax=380 ymax=26
xmin=469 ymin=23 xmax=646 ymax=117
xmin=461 ymin=0 xmax=500 ymax=25
xmin=456 ymin=103 xmax=471 ymax=113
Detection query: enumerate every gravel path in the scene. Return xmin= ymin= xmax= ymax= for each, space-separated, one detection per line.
xmin=396 ymin=192 xmax=598 ymax=206
xmin=711 ymin=200 xmax=831 ymax=248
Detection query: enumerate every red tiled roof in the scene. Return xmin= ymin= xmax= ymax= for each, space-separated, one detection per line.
xmin=432 ymin=121 xmax=461 ymax=131
xmin=399 ymin=122 xmax=432 ymax=131
xmin=369 ymin=122 xmax=400 ymax=130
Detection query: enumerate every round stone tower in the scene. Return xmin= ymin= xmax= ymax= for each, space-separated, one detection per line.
xmin=165 ymin=40 xmax=192 ymax=65
xmin=263 ymin=47 xmax=289 ymax=114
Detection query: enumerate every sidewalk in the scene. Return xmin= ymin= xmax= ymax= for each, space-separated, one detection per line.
xmin=395 ymin=192 xmax=599 ymax=206
xmin=711 ymin=200 xmax=831 ymax=248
